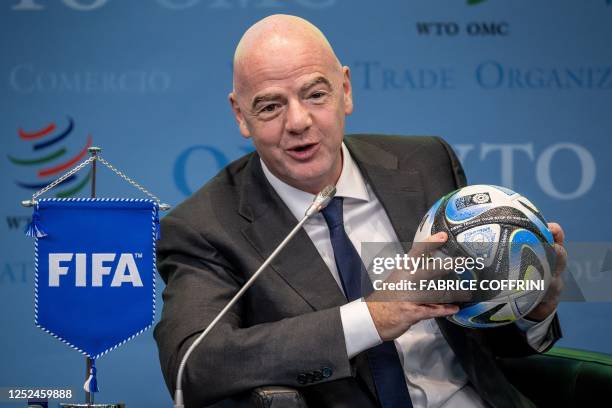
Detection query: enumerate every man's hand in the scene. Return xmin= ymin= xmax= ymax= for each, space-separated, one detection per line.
xmin=525 ymin=222 xmax=567 ymax=321
xmin=366 ymin=300 xmax=459 ymax=341
xmin=366 ymin=232 xmax=460 ymax=341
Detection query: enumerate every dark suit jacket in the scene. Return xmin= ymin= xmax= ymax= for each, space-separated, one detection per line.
xmin=154 ymin=135 xmax=561 ymax=408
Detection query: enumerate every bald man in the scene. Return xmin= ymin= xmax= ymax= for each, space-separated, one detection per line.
xmin=155 ymin=15 xmax=563 ymax=408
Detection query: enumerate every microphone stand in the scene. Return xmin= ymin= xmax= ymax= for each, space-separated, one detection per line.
xmin=173 ymin=186 xmax=336 ymax=408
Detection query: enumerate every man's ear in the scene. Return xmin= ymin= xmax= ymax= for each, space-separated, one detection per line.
xmin=342 ymin=66 xmax=353 ymax=116
xmin=229 ymin=92 xmax=251 ymax=138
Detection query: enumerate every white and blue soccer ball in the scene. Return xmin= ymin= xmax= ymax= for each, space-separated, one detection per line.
xmin=414 ymin=184 xmax=555 ymax=328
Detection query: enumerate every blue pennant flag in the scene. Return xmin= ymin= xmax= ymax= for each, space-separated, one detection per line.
xmin=28 ymin=198 xmax=158 ymax=363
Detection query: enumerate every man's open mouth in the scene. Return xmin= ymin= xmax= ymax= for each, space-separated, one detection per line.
xmin=286 ymin=142 xmax=320 ymax=160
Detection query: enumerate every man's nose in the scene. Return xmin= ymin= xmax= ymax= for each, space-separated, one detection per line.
xmin=285 ymin=100 xmax=312 ymax=135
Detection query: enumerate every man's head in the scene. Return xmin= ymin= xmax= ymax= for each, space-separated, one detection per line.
xmin=230 ymin=14 xmax=353 ymax=194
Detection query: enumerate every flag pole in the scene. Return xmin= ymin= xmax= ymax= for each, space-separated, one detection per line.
xmin=86 ymin=146 xmax=101 ymax=406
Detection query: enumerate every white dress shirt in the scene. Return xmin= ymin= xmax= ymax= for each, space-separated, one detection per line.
xmin=261 ymin=143 xmax=555 ymax=408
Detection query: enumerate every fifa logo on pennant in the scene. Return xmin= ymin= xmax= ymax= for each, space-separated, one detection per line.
xmin=48 ymin=252 xmax=144 ymax=287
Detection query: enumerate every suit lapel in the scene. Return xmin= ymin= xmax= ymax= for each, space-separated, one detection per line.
xmin=345 ymin=137 xmax=427 ymax=243
xmin=239 ymin=154 xmax=347 ymax=311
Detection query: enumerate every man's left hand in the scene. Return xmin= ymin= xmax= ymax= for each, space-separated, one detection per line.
xmin=525 ymin=222 xmax=567 ymax=321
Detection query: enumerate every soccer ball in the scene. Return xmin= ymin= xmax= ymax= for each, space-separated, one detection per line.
xmin=414 ymin=185 xmax=556 ymax=328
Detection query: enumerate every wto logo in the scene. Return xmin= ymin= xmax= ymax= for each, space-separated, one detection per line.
xmin=8 ymin=116 xmax=92 ymax=197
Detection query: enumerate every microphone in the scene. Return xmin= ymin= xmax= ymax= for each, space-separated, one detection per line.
xmin=173 ymin=185 xmax=337 ymax=408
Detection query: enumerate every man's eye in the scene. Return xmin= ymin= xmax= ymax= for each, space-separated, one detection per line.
xmin=260 ymin=104 xmax=279 ymax=113
xmin=310 ymin=91 xmax=326 ymax=99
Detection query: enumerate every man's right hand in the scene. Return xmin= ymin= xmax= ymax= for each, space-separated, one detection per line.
xmin=365 ymin=232 xmax=460 ymax=341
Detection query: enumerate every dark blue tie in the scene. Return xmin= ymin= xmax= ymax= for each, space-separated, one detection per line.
xmin=321 ymin=197 xmax=413 ymax=408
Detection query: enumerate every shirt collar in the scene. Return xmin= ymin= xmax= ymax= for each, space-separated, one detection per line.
xmin=261 ymin=143 xmax=371 ymax=221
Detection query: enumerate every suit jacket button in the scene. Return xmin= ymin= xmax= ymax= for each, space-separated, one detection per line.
xmin=321 ymin=367 xmax=332 ymax=378
xmin=297 ymin=373 xmax=307 ymax=384
xmin=312 ymin=370 xmax=323 ymax=381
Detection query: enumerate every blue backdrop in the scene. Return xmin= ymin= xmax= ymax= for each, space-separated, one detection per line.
xmin=1 ymin=0 xmax=611 ymax=406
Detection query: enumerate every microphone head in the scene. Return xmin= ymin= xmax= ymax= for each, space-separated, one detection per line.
xmin=316 ymin=185 xmax=336 ymax=210
xmin=305 ymin=185 xmax=336 ymax=217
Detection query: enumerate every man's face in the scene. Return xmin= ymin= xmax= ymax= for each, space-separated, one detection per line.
xmin=230 ymin=43 xmax=353 ymax=194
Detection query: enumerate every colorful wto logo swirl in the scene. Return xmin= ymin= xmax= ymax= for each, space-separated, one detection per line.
xmin=8 ymin=117 xmax=93 ymax=197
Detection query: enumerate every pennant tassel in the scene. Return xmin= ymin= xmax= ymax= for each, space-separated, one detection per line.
xmin=25 ymin=207 xmax=47 ymax=238
xmin=83 ymin=358 xmax=99 ymax=393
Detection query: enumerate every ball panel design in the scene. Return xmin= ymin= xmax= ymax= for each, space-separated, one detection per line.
xmin=456 ymin=224 xmax=500 ymax=268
